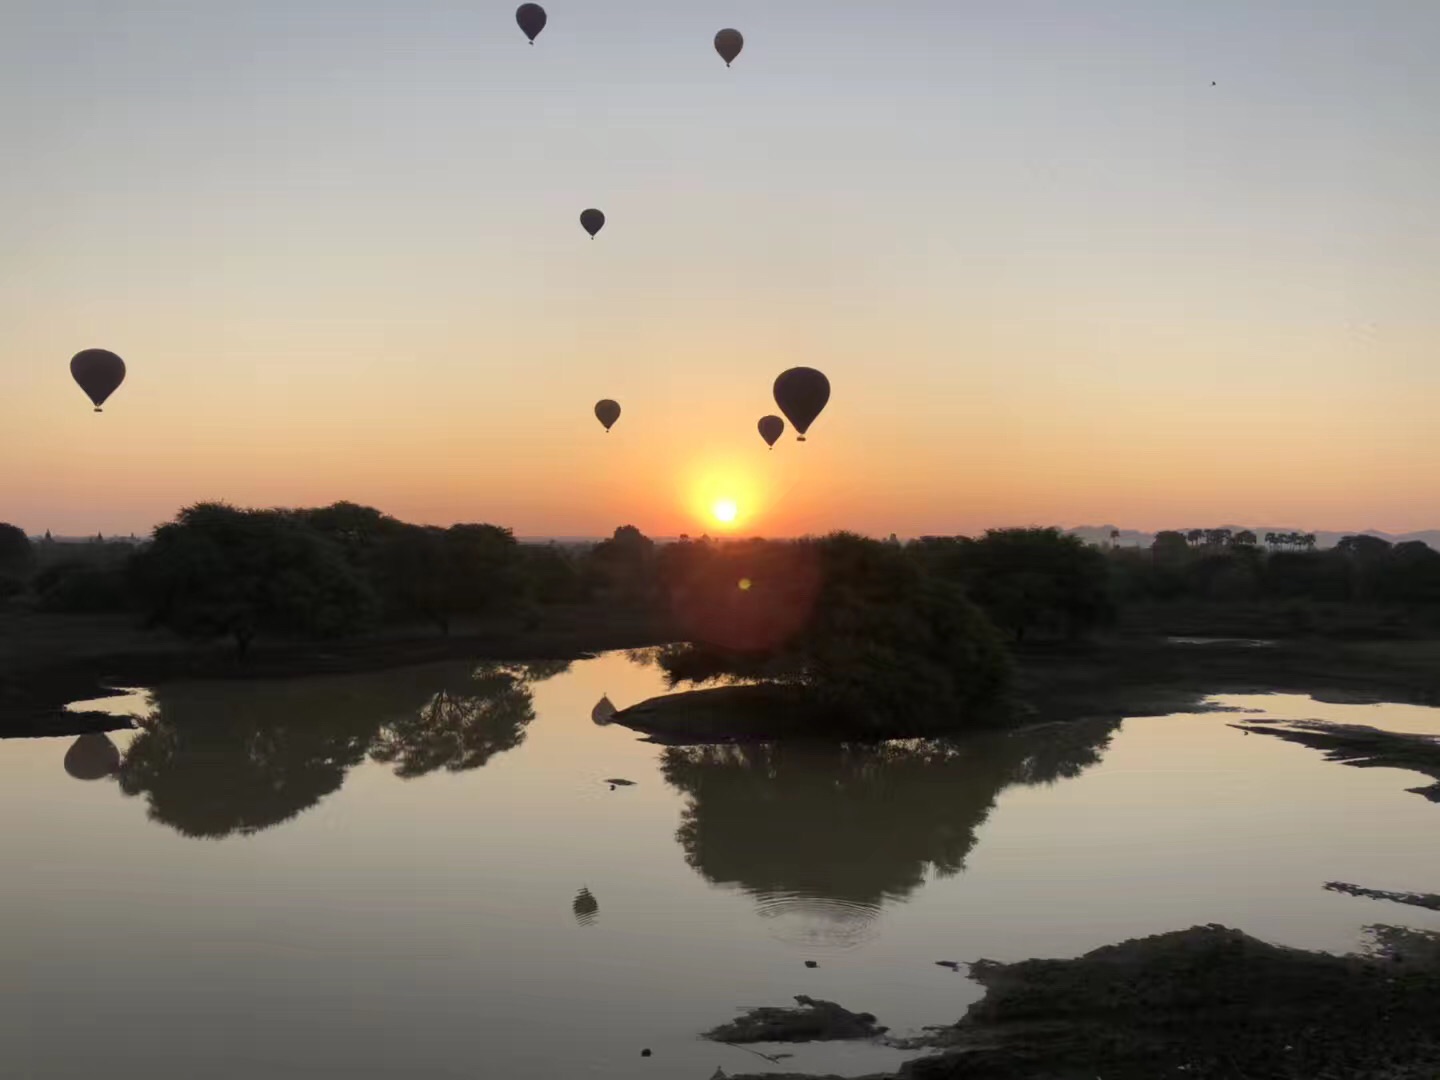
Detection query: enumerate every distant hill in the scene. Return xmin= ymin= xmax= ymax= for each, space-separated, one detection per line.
xmin=1068 ymin=524 xmax=1440 ymax=552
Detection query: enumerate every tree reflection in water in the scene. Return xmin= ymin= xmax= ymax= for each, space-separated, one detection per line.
xmin=117 ymin=661 xmax=569 ymax=838
xmin=369 ymin=665 xmax=535 ymax=779
xmin=660 ymin=720 xmax=1119 ymax=944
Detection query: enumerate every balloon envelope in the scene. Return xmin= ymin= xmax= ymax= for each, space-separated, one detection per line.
xmin=758 ymin=415 xmax=785 ymax=448
xmin=773 ymin=368 xmax=830 ymax=441
xmin=714 ymin=28 xmax=744 ymax=66
xmin=580 ymin=208 xmax=605 ymax=238
xmin=64 ymin=733 xmax=121 ymax=781
xmin=573 ymin=887 xmax=599 ymax=926
xmin=594 ymin=399 xmax=621 ymax=432
xmin=516 ymin=3 xmax=546 ymax=42
xmin=70 ymin=349 xmax=126 ymax=412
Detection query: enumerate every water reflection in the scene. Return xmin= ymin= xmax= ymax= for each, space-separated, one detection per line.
xmin=116 ymin=661 xmax=569 ymax=838
xmin=370 ymin=669 xmax=534 ymax=779
xmin=661 ymin=720 xmax=1118 ymax=942
xmin=591 ymin=695 xmax=617 ymax=726
xmin=63 ymin=733 xmax=121 ymax=781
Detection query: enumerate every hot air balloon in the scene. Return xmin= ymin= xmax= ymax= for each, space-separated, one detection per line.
xmin=70 ymin=349 xmax=126 ymax=412
xmin=516 ymin=3 xmax=546 ymax=43
xmin=580 ymin=208 xmax=605 ymax=238
xmin=64 ymin=733 xmax=121 ymax=781
xmin=714 ymin=28 xmax=744 ymax=67
xmin=757 ymin=415 xmax=785 ymax=449
xmin=595 ymin=399 xmax=621 ymax=432
xmin=573 ymin=887 xmax=599 ymax=927
xmin=773 ymin=368 xmax=830 ymax=442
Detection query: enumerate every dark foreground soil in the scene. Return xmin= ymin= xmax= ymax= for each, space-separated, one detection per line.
xmin=730 ymin=924 xmax=1440 ymax=1080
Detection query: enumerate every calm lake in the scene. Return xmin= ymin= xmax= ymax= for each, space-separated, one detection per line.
xmin=4 ymin=651 xmax=1438 ymax=1079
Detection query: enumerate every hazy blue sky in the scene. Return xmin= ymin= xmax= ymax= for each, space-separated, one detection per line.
xmin=2 ymin=1 xmax=1437 ymax=536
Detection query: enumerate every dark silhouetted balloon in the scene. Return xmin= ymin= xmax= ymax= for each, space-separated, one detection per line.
xmin=758 ymin=415 xmax=785 ymax=449
xmin=64 ymin=733 xmax=121 ymax=781
xmin=714 ymin=28 xmax=744 ymax=67
xmin=595 ymin=399 xmax=621 ymax=432
xmin=70 ymin=349 xmax=126 ymax=412
xmin=516 ymin=3 xmax=546 ymax=43
xmin=580 ymin=208 xmax=605 ymax=238
xmin=573 ymin=887 xmax=599 ymax=927
xmin=773 ymin=368 xmax=830 ymax=441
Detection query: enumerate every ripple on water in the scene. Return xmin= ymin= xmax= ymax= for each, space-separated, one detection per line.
xmin=754 ymin=892 xmax=884 ymax=949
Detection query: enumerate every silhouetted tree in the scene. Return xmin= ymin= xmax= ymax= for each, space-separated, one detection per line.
xmin=586 ymin=525 xmax=657 ymax=604
xmin=373 ymin=522 xmax=522 ymax=635
xmin=1234 ymin=530 xmax=1258 ymax=548
xmin=132 ymin=503 xmax=376 ymax=657
xmin=1186 ymin=529 xmax=1204 ymax=548
xmin=0 ymin=523 xmax=32 ymax=577
xmin=1151 ymin=531 xmax=1190 ymax=563
xmin=949 ymin=528 xmax=1115 ymax=642
xmin=661 ymin=534 xmax=1011 ymax=735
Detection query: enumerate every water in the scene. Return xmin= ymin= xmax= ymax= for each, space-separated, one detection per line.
xmin=4 ymin=653 xmax=1438 ymax=1079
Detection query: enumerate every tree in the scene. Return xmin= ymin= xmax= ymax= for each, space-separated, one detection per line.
xmin=1337 ymin=534 xmax=1391 ymax=560
xmin=1234 ymin=530 xmax=1258 ymax=548
xmin=661 ymin=534 xmax=1012 ymax=736
xmin=1151 ymin=531 xmax=1190 ymax=563
xmin=586 ymin=525 xmax=657 ymax=604
xmin=1186 ymin=529 xmax=1204 ymax=548
xmin=951 ymin=528 xmax=1115 ymax=642
xmin=0 ymin=523 xmax=32 ymax=577
xmin=371 ymin=523 xmax=521 ymax=635
xmin=132 ymin=503 xmax=377 ymax=657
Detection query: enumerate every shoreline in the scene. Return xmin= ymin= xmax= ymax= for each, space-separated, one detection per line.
xmin=0 ymin=607 xmax=673 ymax=735
xmin=6 ymin=609 xmax=1440 ymax=741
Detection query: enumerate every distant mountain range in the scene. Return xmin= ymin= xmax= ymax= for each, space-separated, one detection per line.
xmin=1067 ymin=525 xmax=1440 ymax=552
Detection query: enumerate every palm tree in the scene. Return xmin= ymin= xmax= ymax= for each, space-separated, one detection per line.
xmin=1301 ymin=534 xmax=1317 ymax=552
xmin=1186 ymin=529 xmax=1204 ymax=548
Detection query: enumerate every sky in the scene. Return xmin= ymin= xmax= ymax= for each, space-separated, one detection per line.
xmin=2 ymin=0 xmax=1438 ymax=539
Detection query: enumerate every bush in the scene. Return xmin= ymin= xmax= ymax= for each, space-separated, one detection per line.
xmin=32 ymin=562 xmax=134 ymax=613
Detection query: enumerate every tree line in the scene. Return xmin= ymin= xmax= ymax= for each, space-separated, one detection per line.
xmin=5 ymin=504 xmax=1440 ymax=735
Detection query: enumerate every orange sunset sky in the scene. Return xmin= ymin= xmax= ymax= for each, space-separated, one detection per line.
xmin=2 ymin=1 xmax=1437 ymax=538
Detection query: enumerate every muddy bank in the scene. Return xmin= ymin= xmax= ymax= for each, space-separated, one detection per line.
xmin=1326 ymin=881 xmax=1440 ymax=911
xmin=704 ymin=996 xmax=888 ymax=1044
xmin=1237 ymin=719 xmax=1440 ymax=802
xmin=0 ymin=607 xmax=671 ymax=734
xmin=613 ymin=684 xmax=843 ymax=743
xmin=731 ymin=924 xmax=1440 ymax=1080
xmin=614 ymin=636 xmax=1440 ymax=744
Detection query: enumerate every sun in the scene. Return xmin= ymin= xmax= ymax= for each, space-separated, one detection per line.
xmin=712 ymin=499 xmax=739 ymax=525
